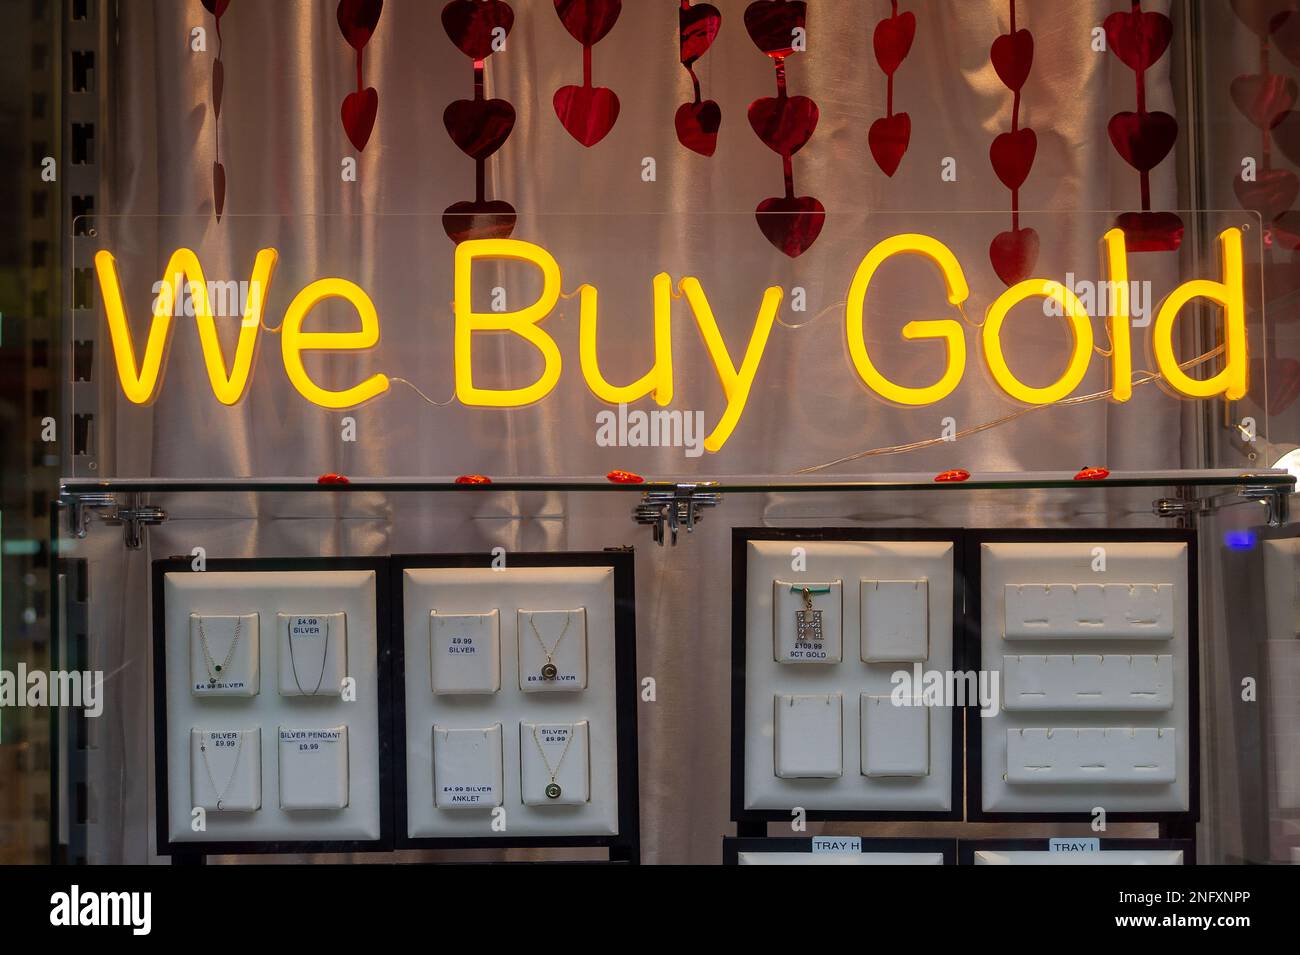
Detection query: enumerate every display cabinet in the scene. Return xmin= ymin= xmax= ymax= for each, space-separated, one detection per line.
xmin=51 ymin=469 xmax=1296 ymax=864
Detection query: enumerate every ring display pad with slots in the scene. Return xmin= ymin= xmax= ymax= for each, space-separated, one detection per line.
xmin=959 ymin=838 xmax=1193 ymax=865
xmin=723 ymin=837 xmax=955 ymax=865
xmin=734 ymin=530 xmax=962 ymax=821
xmin=968 ymin=531 xmax=1197 ymax=822
xmin=394 ymin=552 xmax=639 ymax=858
xmin=154 ymin=559 xmax=391 ymax=854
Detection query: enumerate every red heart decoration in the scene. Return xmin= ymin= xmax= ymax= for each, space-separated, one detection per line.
xmin=1074 ymin=466 xmax=1110 ymax=481
xmin=1274 ymin=110 xmax=1300 ymax=164
xmin=1252 ymin=357 xmax=1300 ymax=412
xmin=1230 ymin=0 xmax=1295 ymax=37
xmin=675 ymin=100 xmax=721 ymax=156
xmin=455 ymin=474 xmax=493 ymax=485
xmin=748 ymin=94 xmax=818 ymax=156
xmin=990 ymin=29 xmax=1033 ymax=92
xmin=443 ymin=98 xmax=516 ymax=159
xmin=681 ymin=2 xmax=722 ymax=66
xmin=869 ymin=112 xmax=911 ymax=177
xmin=989 ymin=227 xmax=1040 ymax=286
xmin=873 ymin=11 xmax=916 ymax=76
xmin=201 ymin=0 xmax=230 ymax=16
xmin=441 ymin=0 xmax=514 ymax=60
xmin=341 ymin=87 xmax=378 ymax=151
xmin=756 ymin=195 xmax=825 ymax=258
xmin=989 ymin=127 xmax=1037 ymax=190
xmin=743 ymin=0 xmax=806 ymax=58
xmin=1269 ymin=211 xmax=1300 ymax=251
xmin=1231 ymin=73 xmax=1297 ymax=130
xmin=1107 ymin=110 xmax=1177 ymax=172
xmin=337 ymin=0 xmax=383 ymax=50
xmin=606 ymin=469 xmax=644 ymax=484
xmin=1104 ymin=9 xmax=1172 ymax=73
xmin=555 ymin=0 xmax=621 ymax=46
xmin=554 ymin=85 xmax=620 ymax=146
xmin=1245 ymin=251 xmax=1300 ymax=310
xmin=1234 ymin=168 xmax=1300 ymax=222
xmin=442 ymin=199 xmax=517 ymax=243
xmin=212 ymin=161 xmax=226 ymax=221
xmin=1114 ymin=211 xmax=1184 ymax=252
xmin=934 ymin=469 xmax=970 ymax=483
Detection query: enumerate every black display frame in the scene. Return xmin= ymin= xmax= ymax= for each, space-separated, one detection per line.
xmin=957 ymin=837 xmax=1196 ymax=865
xmin=151 ymin=556 xmax=396 ymax=857
xmin=390 ymin=550 xmax=641 ymax=862
xmin=723 ymin=836 xmax=957 ymax=865
xmin=730 ymin=527 xmax=967 ymax=825
xmin=962 ymin=528 xmax=1201 ymax=826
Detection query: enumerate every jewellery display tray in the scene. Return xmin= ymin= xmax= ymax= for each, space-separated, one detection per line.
xmin=150 ymin=552 xmax=640 ymax=862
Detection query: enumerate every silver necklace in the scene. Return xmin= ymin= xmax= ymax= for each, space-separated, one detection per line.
xmin=531 ymin=725 xmax=576 ymax=799
xmin=287 ymin=617 xmax=331 ymax=696
xmin=199 ymin=731 xmax=244 ymax=811
xmin=199 ymin=616 xmax=243 ymax=686
xmin=528 ymin=611 xmax=572 ymax=681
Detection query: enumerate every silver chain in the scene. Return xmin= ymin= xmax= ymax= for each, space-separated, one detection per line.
xmin=287 ymin=617 xmax=331 ymax=696
xmin=198 ymin=616 xmax=243 ymax=683
xmin=199 ymin=731 xmax=245 ymax=811
xmin=528 ymin=611 xmax=572 ymax=667
xmin=530 ymin=724 xmax=575 ymax=784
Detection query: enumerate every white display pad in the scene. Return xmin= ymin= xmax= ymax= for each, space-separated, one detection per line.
xmin=1003 ymin=583 xmax=1174 ymax=640
xmin=973 ymin=849 xmax=1184 ymax=865
xmin=521 ymin=721 xmax=591 ymax=805
xmin=861 ymin=694 xmax=929 ymax=777
xmin=1262 ymin=539 xmax=1300 ymax=638
xmin=276 ymin=613 xmax=347 ymax=697
xmin=739 ymin=851 xmax=944 ymax=865
xmin=1002 ymin=655 xmax=1174 ymax=711
xmin=430 ymin=611 xmax=501 ymax=695
xmin=190 ymin=728 xmax=261 ymax=811
xmin=861 ymin=580 xmax=929 ymax=661
xmin=433 ymin=724 xmax=504 ymax=809
xmin=190 ymin=613 xmax=259 ymax=697
xmin=1006 ymin=727 xmax=1177 ymax=784
xmin=278 ymin=726 xmax=349 ymax=810
xmin=978 ymin=541 xmax=1192 ymax=815
xmin=403 ymin=566 xmax=618 ymax=838
xmin=163 ymin=570 xmax=383 ymax=844
xmin=775 ymin=694 xmax=842 ymax=778
xmin=518 ymin=608 xmax=588 ymax=691
xmin=744 ymin=539 xmax=955 ymax=813
xmin=773 ymin=580 xmax=842 ymax=664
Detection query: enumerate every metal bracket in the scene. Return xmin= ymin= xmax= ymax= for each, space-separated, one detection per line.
xmin=62 ymin=492 xmax=166 ymax=550
xmin=634 ymin=483 xmax=722 ymax=546
xmin=1152 ymin=483 xmax=1291 ymax=527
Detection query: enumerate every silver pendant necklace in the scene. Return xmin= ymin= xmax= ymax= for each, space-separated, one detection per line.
xmin=528 ymin=611 xmax=572 ymax=681
xmin=200 ymin=731 xmax=244 ymax=811
xmin=287 ymin=617 xmax=331 ymax=696
xmin=199 ymin=616 xmax=243 ymax=686
xmin=531 ymin=725 xmax=575 ymax=799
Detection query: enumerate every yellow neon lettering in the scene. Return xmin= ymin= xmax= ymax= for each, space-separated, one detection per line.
xmin=680 ymin=277 xmax=781 ymax=452
xmin=1152 ymin=228 xmax=1247 ymax=401
xmin=845 ymin=234 xmax=970 ymax=405
xmin=578 ymin=272 xmax=674 ymax=405
xmin=280 ymin=277 xmax=389 ymax=408
xmin=1102 ymin=228 xmax=1133 ymax=402
xmin=94 ymin=247 xmax=277 ymax=405
xmin=983 ymin=279 xmax=1094 ymax=404
xmin=454 ymin=239 xmax=562 ymax=406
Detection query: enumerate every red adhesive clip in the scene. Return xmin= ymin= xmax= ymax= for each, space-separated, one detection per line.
xmin=1074 ymin=466 xmax=1110 ymax=481
xmin=455 ymin=474 xmax=492 ymax=485
xmin=317 ymin=473 xmax=350 ymax=485
xmin=606 ymin=469 xmax=644 ymax=485
xmin=934 ymin=469 xmax=971 ymax=483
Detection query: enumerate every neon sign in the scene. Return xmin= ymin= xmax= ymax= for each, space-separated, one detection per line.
xmin=93 ymin=228 xmax=1247 ymax=453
